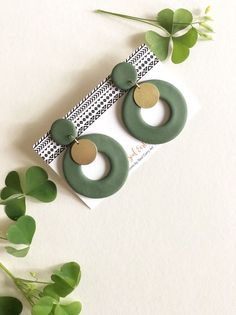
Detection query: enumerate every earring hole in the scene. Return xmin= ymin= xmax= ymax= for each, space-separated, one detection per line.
xmin=81 ymin=152 xmax=110 ymax=180
xmin=140 ymin=99 xmax=171 ymax=127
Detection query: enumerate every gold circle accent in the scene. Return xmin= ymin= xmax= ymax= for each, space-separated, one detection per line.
xmin=71 ymin=139 xmax=97 ymax=165
xmin=133 ymin=82 xmax=160 ymax=108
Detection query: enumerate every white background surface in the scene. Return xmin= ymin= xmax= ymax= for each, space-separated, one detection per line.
xmin=0 ymin=1 xmax=236 ymax=314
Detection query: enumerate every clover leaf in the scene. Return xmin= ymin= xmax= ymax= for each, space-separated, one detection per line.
xmin=0 ymin=296 xmax=23 ymax=315
xmin=4 ymin=197 xmax=26 ymax=221
xmin=5 ymin=246 xmax=30 ymax=257
xmin=0 ymin=166 xmax=57 ymax=221
xmin=145 ymin=31 xmax=170 ymax=61
xmin=41 ymin=284 xmax=60 ymax=301
xmin=32 ymin=298 xmax=82 ymax=315
xmin=172 ymin=8 xmax=193 ymax=34
xmin=172 ymin=27 xmax=198 ymax=63
xmin=1 ymin=171 xmax=23 ymax=198
xmin=0 ymin=262 xmax=82 ymax=315
xmin=45 ymin=262 xmax=81 ymax=298
xmin=96 ymin=6 xmax=213 ymax=63
xmin=145 ymin=8 xmax=198 ymax=63
xmin=54 ymin=302 xmax=82 ymax=315
xmin=7 ymin=215 xmax=36 ymax=244
xmin=0 ymin=171 xmax=26 ymax=220
xmin=25 ymin=166 xmax=57 ymax=202
xmin=5 ymin=215 xmax=36 ymax=257
xmin=32 ymin=296 xmax=55 ymax=315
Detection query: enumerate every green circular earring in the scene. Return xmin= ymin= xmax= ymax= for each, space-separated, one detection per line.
xmin=111 ymin=62 xmax=187 ymax=144
xmin=50 ymin=119 xmax=129 ymax=198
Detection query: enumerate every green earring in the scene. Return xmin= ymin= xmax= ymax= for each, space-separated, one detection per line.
xmin=111 ymin=62 xmax=188 ymax=144
xmin=50 ymin=119 xmax=129 ymax=198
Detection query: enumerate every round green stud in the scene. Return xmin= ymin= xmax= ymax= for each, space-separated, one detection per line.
xmin=111 ymin=62 xmax=137 ymax=90
xmin=50 ymin=118 xmax=77 ymax=145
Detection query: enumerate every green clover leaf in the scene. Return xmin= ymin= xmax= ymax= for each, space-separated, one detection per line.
xmin=25 ymin=166 xmax=57 ymax=202
xmin=41 ymin=284 xmax=60 ymax=301
xmin=7 ymin=215 xmax=36 ymax=244
xmin=156 ymin=8 xmax=193 ymax=34
xmin=145 ymin=31 xmax=170 ymax=61
xmin=5 ymin=246 xmax=30 ymax=257
xmin=4 ymin=197 xmax=26 ymax=221
xmin=44 ymin=262 xmax=81 ymax=298
xmin=96 ymin=6 xmax=213 ymax=63
xmin=0 ymin=296 xmax=23 ymax=315
xmin=156 ymin=8 xmax=173 ymax=34
xmin=0 ymin=166 xmax=57 ymax=221
xmin=172 ymin=27 xmax=198 ymax=63
xmin=1 ymin=171 xmax=23 ymax=199
xmin=0 ymin=262 xmax=82 ymax=315
xmin=0 ymin=171 xmax=26 ymax=220
xmin=172 ymin=8 xmax=193 ymax=34
xmin=146 ymin=8 xmax=198 ymax=63
xmin=32 ymin=296 xmax=55 ymax=315
xmin=6 ymin=215 xmax=36 ymax=257
xmin=32 ymin=298 xmax=82 ymax=315
xmin=54 ymin=302 xmax=82 ymax=315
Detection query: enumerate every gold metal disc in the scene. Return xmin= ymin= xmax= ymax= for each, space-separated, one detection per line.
xmin=71 ymin=139 xmax=97 ymax=165
xmin=133 ymin=82 xmax=160 ymax=108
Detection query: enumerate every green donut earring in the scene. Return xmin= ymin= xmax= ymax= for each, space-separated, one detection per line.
xmin=50 ymin=119 xmax=129 ymax=198
xmin=111 ymin=62 xmax=188 ymax=144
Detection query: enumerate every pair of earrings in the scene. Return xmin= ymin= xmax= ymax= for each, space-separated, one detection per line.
xmin=50 ymin=62 xmax=187 ymax=199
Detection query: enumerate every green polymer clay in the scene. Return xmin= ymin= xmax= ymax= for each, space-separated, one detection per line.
xmin=63 ymin=134 xmax=129 ymax=198
xmin=111 ymin=62 xmax=137 ymax=90
xmin=122 ymin=80 xmax=187 ymax=144
xmin=51 ymin=118 xmax=77 ymax=145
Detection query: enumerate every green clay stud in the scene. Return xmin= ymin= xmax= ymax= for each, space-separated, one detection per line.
xmin=111 ymin=62 xmax=137 ymax=90
xmin=50 ymin=118 xmax=77 ymax=145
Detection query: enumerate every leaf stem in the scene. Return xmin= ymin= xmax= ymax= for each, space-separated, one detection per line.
xmin=0 ymin=236 xmax=7 ymax=241
xmin=95 ymin=9 xmax=170 ymax=35
xmin=0 ymin=262 xmax=36 ymax=307
xmin=0 ymin=261 xmax=16 ymax=281
xmin=18 ymin=278 xmax=51 ymax=285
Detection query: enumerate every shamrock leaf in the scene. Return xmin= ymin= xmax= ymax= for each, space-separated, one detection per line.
xmin=32 ymin=296 xmax=55 ymax=315
xmin=146 ymin=21 xmax=198 ymax=63
xmin=146 ymin=8 xmax=197 ymax=63
xmin=4 ymin=197 xmax=26 ymax=221
xmin=6 ymin=215 xmax=36 ymax=257
xmin=174 ymin=27 xmax=198 ymax=48
xmin=156 ymin=8 xmax=173 ymax=34
xmin=32 ymin=298 xmax=82 ymax=315
xmin=172 ymin=27 xmax=198 ymax=63
xmin=96 ymin=6 xmax=213 ymax=64
xmin=7 ymin=215 xmax=36 ymax=245
xmin=1 ymin=171 xmax=23 ymax=200
xmin=45 ymin=262 xmax=81 ymax=298
xmin=0 ymin=166 xmax=57 ymax=221
xmin=41 ymin=284 xmax=60 ymax=301
xmin=0 ymin=296 xmax=23 ymax=315
xmin=0 ymin=262 xmax=82 ymax=315
xmin=5 ymin=246 xmax=30 ymax=257
xmin=172 ymin=8 xmax=193 ymax=34
xmin=54 ymin=302 xmax=82 ymax=315
xmin=156 ymin=8 xmax=193 ymax=34
xmin=0 ymin=171 xmax=26 ymax=220
xmin=25 ymin=166 xmax=57 ymax=202
xmin=145 ymin=31 xmax=169 ymax=61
